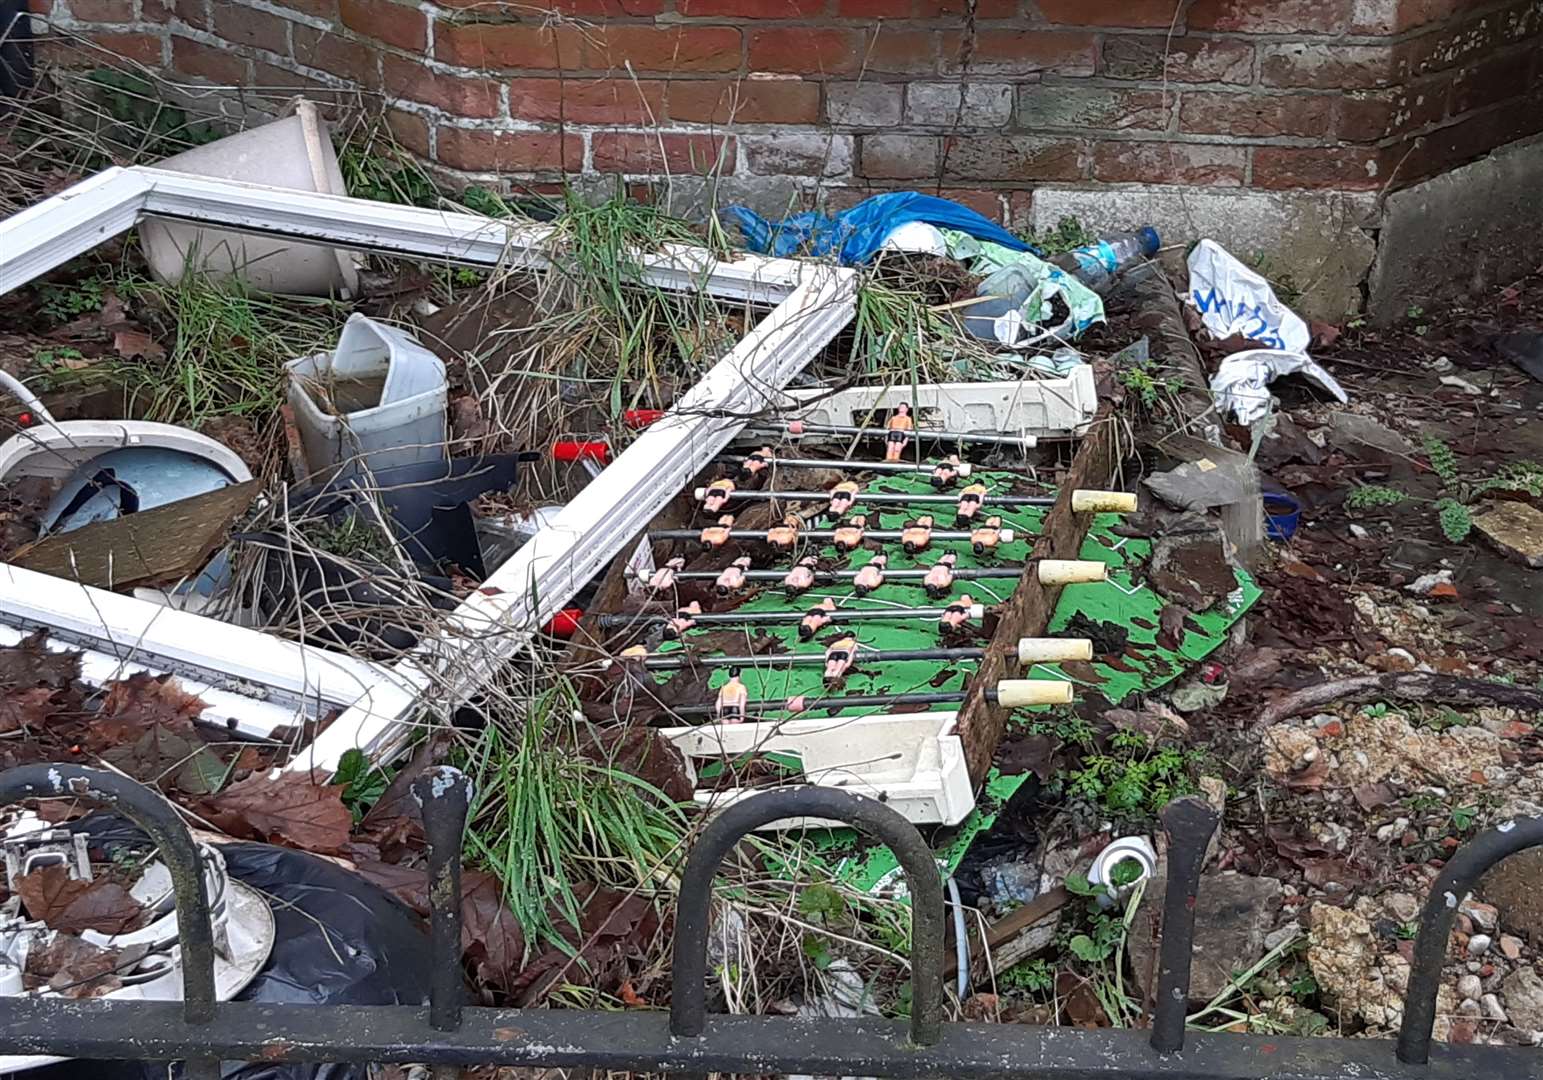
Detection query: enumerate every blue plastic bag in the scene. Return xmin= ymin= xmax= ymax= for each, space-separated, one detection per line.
xmin=721 ymin=191 xmax=1034 ymax=265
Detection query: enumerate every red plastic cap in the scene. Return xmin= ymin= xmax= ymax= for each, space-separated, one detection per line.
xmin=544 ymin=607 xmax=584 ymax=637
xmin=552 ymin=440 xmax=611 ymax=464
xmin=624 ymin=409 xmax=665 ymax=429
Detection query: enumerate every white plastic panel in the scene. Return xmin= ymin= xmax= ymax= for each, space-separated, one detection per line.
xmin=660 ymin=710 xmax=974 ymax=828
xmin=766 ymin=364 xmax=1099 ymax=438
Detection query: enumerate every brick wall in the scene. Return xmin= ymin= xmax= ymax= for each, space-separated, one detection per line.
xmin=23 ymin=0 xmax=1543 ymax=224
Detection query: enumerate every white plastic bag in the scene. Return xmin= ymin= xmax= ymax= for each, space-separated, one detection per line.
xmin=1211 ymin=348 xmax=1347 ymax=425
xmin=1186 ymin=239 xmax=1311 ymax=355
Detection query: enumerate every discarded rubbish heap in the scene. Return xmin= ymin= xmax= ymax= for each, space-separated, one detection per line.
xmin=574 ymin=418 xmax=1138 ymax=826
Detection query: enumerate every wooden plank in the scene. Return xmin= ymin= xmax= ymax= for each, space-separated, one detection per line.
xmin=15 ymin=480 xmax=261 ymax=590
xmin=954 ymin=408 xmax=1118 ymax=785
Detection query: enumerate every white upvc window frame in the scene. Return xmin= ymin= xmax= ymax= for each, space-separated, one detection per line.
xmin=0 ymin=166 xmax=858 ymax=773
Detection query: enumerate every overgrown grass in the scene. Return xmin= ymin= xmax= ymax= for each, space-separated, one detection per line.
xmin=117 ymin=273 xmax=348 ymax=424
xmin=464 ymin=681 xmax=688 ymax=956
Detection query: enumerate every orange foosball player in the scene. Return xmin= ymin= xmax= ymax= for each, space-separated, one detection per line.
xmin=833 ymin=514 xmax=868 ymax=554
xmin=901 ymin=515 xmax=935 ymax=555
xmin=884 ymin=403 xmax=914 ymax=463
xmin=766 ymin=513 xmax=802 ymax=552
xmin=715 ymin=556 xmax=752 ymax=596
xmin=828 ymin=480 xmax=861 ymax=519
xmin=931 ymin=454 xmax=962 ymax=489
xmin=954 ymin=482 xmax=988 ymax=526
xmin=799 ymin=597 xmax=838 ymax=641
xmin=783 ymin=555 xmax=819 ymax=597
xmin=700 ymin=515 xmax=735 ymax=550
xmin=715 ymin=668 xmax=749 ymax=723
xmin=664 ymin=601 xmax=702 ymax=640
xmin=852 ymin=554 xmax=887 ymax=596
xmin=647 ymin=556 xmax=685 ymax=592
xmin=702 ymin=477 xmax=736 ymax=513
xmin=923 ymin=553 xmax=958 ymax=599
xmin=823 ymin=636 xmax=858 ymax=688
xmin=939 ymin=594 xmax=975 ymax=634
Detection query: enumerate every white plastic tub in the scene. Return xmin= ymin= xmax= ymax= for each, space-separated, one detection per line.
xmin=286 ymin=313 xmax=448 ymax=480
xmin=139 ymin=99 xmax=359 ymax=297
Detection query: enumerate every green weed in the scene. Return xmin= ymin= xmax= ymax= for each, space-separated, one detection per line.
xmin=335 ymin=747 xmax=392 ymax=823
xmin=998 ymin=957 xmax=1056 ymax=994
xmin=36 ymin=275 xmax=106 ymax=324
xmin=1063 ymin=731 xmax=1198 ymax=820
xmin=1021 ymin=215 xmax=1097 ymax=256
xmin=463 ymin=681 xmax=688 ymax=955
xmin=1423 ymin=436 xmax=1459 ymax=486
xmin=1344 ymin=485 xmax=1407 ymax=511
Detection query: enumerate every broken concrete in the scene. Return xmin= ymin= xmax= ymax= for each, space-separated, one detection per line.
xmin=1473 ymin=500 xmax=1543 ymax=569
xmin=1309 ymin=899 xmax=1455 ymax=1036
xmin=1025 ymin=185 xmax=1376 ymax=322
xmin=1369 ymin=134 xmax=1543 ymax=326
xmin=1129 ymin=872 xmax=1283 ymax=1004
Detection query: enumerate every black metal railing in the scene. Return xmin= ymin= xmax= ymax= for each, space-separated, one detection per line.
xmin=0 ymin=762 xmax=1539 ymax=1079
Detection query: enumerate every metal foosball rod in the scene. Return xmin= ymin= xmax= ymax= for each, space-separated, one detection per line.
xmin=612 ymin=635 xmax=1092 ymax=673
xmin=643 ymin=556 xmax=1110 ymax=597
xmin=597 ymin=602 xmax=987 ymax=631
xmin=747 ymin=418 xmax=1038 ymax=449
xmin=718 ymin=452 xmax=975 ymax=478
xmin=694 ymin=485 xmax=1137 ymax=515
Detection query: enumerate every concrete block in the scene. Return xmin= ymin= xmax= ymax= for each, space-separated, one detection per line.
xmin=825 ymin=81 xmax=903 ymax=127
xmin=904 ymin=82 xmax=1013 ymax=126
xmin=1368 ymin=134 xmax=1543 ymax=325
xmin=1025 ymin=184 xmax=1378 ymax=321
xmin=742 ymin=132 xmax=852 ymax=178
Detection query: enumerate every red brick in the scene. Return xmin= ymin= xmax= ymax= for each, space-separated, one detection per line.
xmin=173 ymin=34 xmax=246 ymax=81
xmin=1180 ymin=92 xmax=1335 ymax=138
xmin=858 ymin=133 xmax=940 ymax=177
xmin=253 ymin=61 xmax=328 ymax=92
xmin=866 ymin=29 xmax=939 ymax=74
xmin=590 ymin=132 xmax=736 ymax=174
xmin=1091 ymin=141 xmax=1245 ymax=185
xmin=937 ymin=188 xmax=1003 ymax=220
xmin=1386 ymin=102 xmax=1543 ymax=186
xmin=585 ymin=25 xmax=743 ymax=73
xmin=67 ymin=0 xmax=135 ymax=20
xmin=268 ymin=0 xmax=338 ymax=17
xmin=384 ymin=56 xmax=502 ymax=117
xmin=1189 ymin=0 xmax=1353 ymax=33
xmin=1450 ymin=47 xmax=1534 ymax=115
xmin=84 ymin=30 xmax=162 ymax=65
xmin=508 ymin=77 xmax=666 ymax=124
xmin=749 ymin=27 xmax=861 ymax=75
xmin=293 ymin=25 xmax=376 ymax=85
xmin=1261 ymin=43 xmax=1399 ymax=90
xmin=435 ymin=0 xmax=665 ymax=10
xmin=385 ymin=108 xmax=431 ymax=157
xmin=438 ymin=23 xmax=554 ymax=69
xmin=942 ymin=134 xmax=1083 ymax=181
xmin=1100 ymin=35 xmax=1252 ymax=84
xmin=1006 ymin=188 xmax=1034 ymax=229
xmin=434 ymin=127 xmax=582 ymax=172
xmin=213 ymin=5 xmax=291 ymax=54
xmin=838 ymin=0 xmax=913 ymax=12
xmin=1338 ymin=79 xmax=1448 ymax=141
xmin=339 ymin=0 xmax=426 ymax=53
xmin=1251 ymin=146 xmax=1385 ymax=190
xmin=948 ymin=29 xmax=1095 ymax=76
xmin=924 ymin=0 xmax=1020 ymax=14
xmin=1393 ymin=0 xmax=1468 ymax=30
xmin=1037 ymin=0 xmax=1185 ymax=26
xmin=1397 ymin=14 xmax=1500 ymax=79
xmin=667 ymin=79 xmax=821 ymax=124
xmin=678 ymin=0 xmax=825 ymax=12
xmin=26 ymin=0 xmax=53 ymax=14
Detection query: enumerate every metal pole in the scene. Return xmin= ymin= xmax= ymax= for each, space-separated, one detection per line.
xmin=0 ymin=764 xmax=221 ymax=1080
xmin=1150 ymin=796 xmax=1221 ymax=1054
xmin=668 ymin=567 xmax=1024 ymax=583
xmin=597 ymin=605 xmax=979 ymax=629
xmin=669 ymin=786 xmax=946 ymax=1046
xmin=750 ymin=420 xmax=1037 ymax=448
xmin=1398 ymin=815 xmax=1543 ymax=1064
xmin=648 ymin=526 xmax=1005 ymax=543
xmin=696 ymin=488 xmax=1055 ymax=508
xmin=636 ymin=646 xmax=987 ymax=671
xmin=414 ymin=765 xmax=474 ymax=1080
xmin=719 ymin=454 xmax=973 ymax=477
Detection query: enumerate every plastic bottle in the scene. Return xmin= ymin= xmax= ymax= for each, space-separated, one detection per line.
xmin=1050 ymin=227 xmax=1161 ymax=293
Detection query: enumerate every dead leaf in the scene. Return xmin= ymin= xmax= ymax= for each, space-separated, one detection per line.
xmin=202 ymin=771 xmax=352 ymax=854
xmin=16 ymin=865 xmax=143 ymax=935
xmin=578 ymin=726 xmax=693 ymax=804
xmin=111 ymin=327 xmax=166 ymax=361
xmin=1157 ymin=604 xmax=1190 ymax=651
xmin=0 ymin=630 xmax=81 ymax=691
xmin=0 ymin=687 xmax=63 ymax=733
xmin=24 ymin=935 xmax=127 ymax=998
xmin=88 ymin=673 xmax=207 ymax=751
xmin=101 ymin=724 xmax=227 ymax=795
xmin=1309 ymin=320 xmax=1342 ymax=349
xmin=354 ymin=861 xmax=528 ymax=998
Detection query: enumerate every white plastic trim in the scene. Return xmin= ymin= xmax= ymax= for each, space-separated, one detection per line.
xmin=765 ymin=362 xmax=1099 ymax=439
xmin=659 ymin=710 xmax=974 ymax=828
xmin=0 ymin=168 xmax=858 ymax=776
